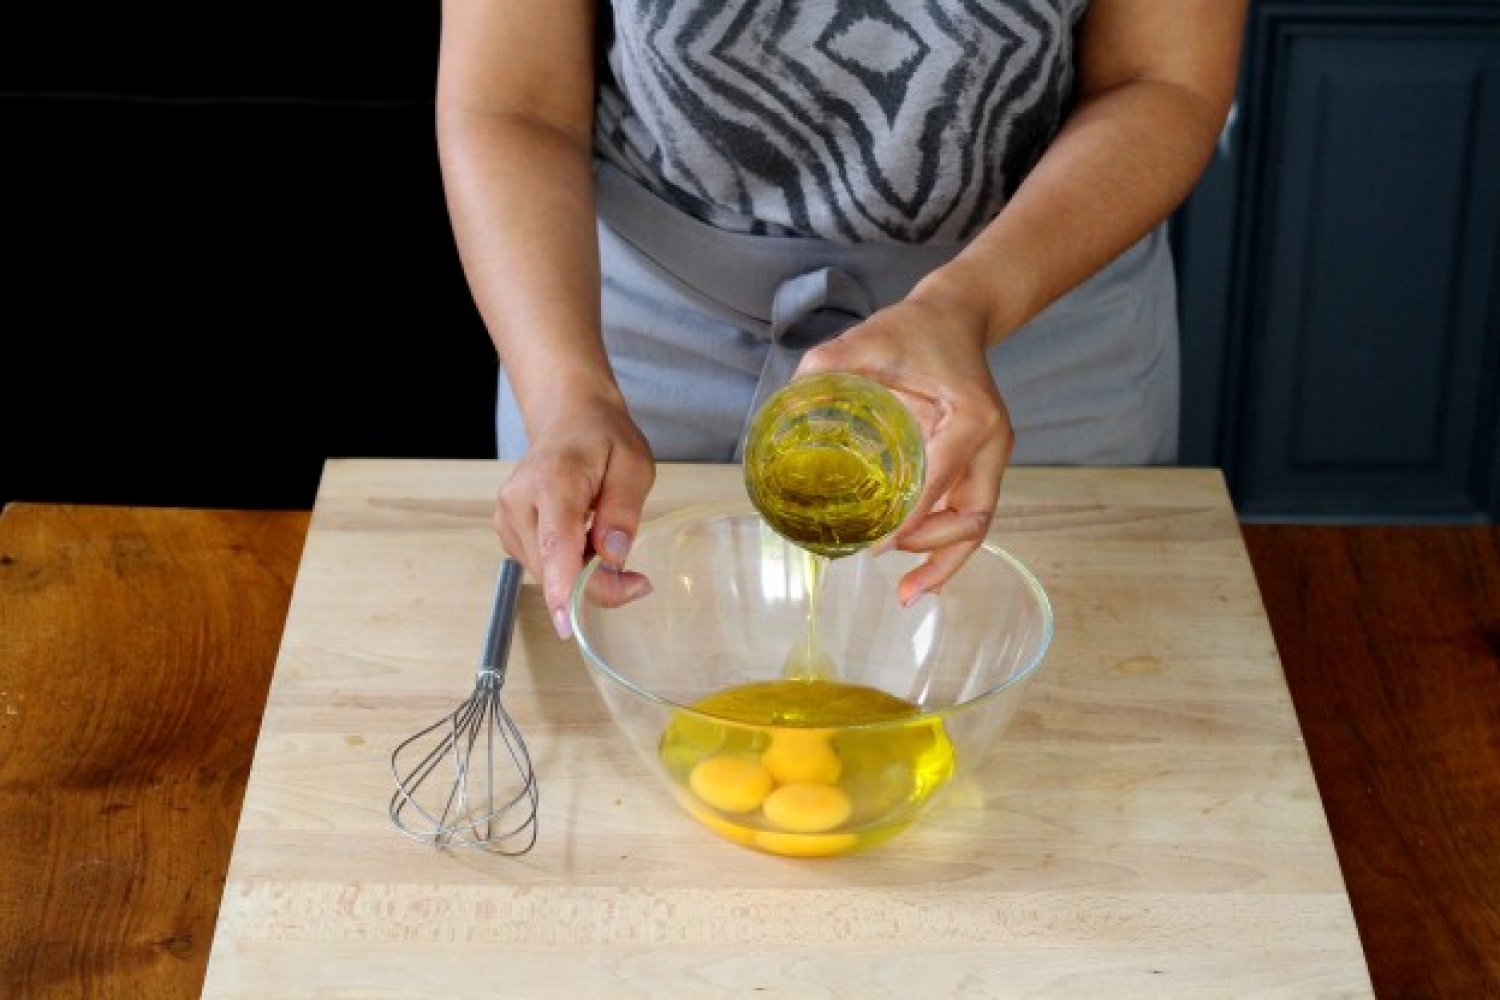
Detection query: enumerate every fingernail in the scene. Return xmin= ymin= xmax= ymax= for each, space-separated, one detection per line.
xmin=626 ymin=578 xmax=654 ymax=602
xmin=900 ymin=588 xmax=928 ymax=609
xmin=602 ymin=529 xmax=632 ymax=563
xmin=552 ymin=606 xmax=573 ymax=641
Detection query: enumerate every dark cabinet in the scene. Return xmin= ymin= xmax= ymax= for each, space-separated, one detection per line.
xmin=1176 ymin=1 xmax=1500 ymax=522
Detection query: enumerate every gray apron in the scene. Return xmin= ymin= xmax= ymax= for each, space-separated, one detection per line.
xmin=497 ymin=160 xmax=1180 ymax=466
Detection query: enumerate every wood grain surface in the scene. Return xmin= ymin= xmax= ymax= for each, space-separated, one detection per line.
xmin=1241 ymin=525 xmax=1500 ymax=999
xmin=0 ymin=505 xmax=308 ymax=999
xmin=195 ymin=460 xmax=1371 ymax=998
xmin=11 ymin=470 xmax=1495 ymax=998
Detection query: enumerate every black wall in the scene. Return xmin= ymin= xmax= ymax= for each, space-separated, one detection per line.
xmin=2 ymin=4 xmax=497 ymax=509
xmin=12 ymin=3 xmax=1496 ymax=521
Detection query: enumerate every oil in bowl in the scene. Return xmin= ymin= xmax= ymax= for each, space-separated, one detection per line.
xmin=569 ymin=502 xmax=1054 ymax=860
xmin=658 ymin=678 xmax=956 ymax=857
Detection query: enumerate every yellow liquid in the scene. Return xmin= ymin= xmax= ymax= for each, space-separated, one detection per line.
xmin=743 ymin=373 xmax=924 ymax=560
xmin=783 ymin=548 xmax=835 ymax=680
xmin=748 ymin=428 xmax=913 ymax=558
xmin=658 ymin=678 xmax=957 ymax=857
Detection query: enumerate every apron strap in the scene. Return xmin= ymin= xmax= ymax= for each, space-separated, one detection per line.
xmin=594 ymin=159 xmax=966 ymax=457
xmin=735 ymin=266 xmax=875 ymax=459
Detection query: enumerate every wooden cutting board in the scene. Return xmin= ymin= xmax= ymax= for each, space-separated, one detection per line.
xmin=202 ymin=459 xmax=1373 ymax=998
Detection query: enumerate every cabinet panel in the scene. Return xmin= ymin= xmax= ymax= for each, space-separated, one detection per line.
xmin=1178 ymin=5 xmax=1500 ymax=522
xmin=1249 ymin=25 xmax=1500 ymax=517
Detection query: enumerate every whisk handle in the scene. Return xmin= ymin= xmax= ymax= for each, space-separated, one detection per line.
xmin=481 ymin=558 xmax=526 ymax=675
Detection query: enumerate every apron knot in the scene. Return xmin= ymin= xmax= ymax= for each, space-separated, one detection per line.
xmin=769 ymin=266 xmax=873 ymax=347
xmin=735 ymin=266 xmax=875 ymax=460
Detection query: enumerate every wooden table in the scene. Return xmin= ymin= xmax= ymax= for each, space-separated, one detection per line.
xmin=5 ymin=461 xmax=1495 ymax=997
xmin=0 ymin=504 xmax=309 ymax=998
xmin=1242 ymin=524 xmax=1500 ymax=996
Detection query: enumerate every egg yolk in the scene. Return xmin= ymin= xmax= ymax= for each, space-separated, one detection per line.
xmin=753 ymin=829 xmax=860 ymax=857
xmin=688 ymin=755 xmax=774 ymax=813
xmin=681 ymin=800 xmax=758 ymax=847
xmin=761 ymin=781 xmax=853 ymax=833
xmin=760 ymin=729 xmax=841 ymax=785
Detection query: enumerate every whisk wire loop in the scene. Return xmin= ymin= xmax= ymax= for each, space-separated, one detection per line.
xmin=389 ymin=558 xmax=539 ymax=855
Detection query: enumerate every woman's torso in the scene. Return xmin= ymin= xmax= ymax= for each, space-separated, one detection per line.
xmin=595 ymin=0 xmax=1090 ymax=245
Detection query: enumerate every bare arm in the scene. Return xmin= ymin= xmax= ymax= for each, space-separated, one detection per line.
xmin=437 ymin=0 xmax=601 ymax=398
xmin=918 ymin=0 xmax=1248 ymax=341
xmin=438 ymin=0 xmax=654 ymax=637
xmin=804 ymin=0 xmax=1248 ymax=603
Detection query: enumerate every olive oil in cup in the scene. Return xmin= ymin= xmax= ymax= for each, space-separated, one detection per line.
xmin=743 ymin=372 xmax=926 ymax=679
xmin=742 ymin=371 xmax=926 ymax=559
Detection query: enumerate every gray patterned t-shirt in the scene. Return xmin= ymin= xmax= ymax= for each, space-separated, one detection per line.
xmin=595 ymin=0 xmax=1089 ymax=245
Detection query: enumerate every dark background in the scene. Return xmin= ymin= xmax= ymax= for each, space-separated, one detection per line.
xmin=2 ymin=3 xmax=496 ymax=509
xmin=5 ymin=2 xmax=1499 ymax=520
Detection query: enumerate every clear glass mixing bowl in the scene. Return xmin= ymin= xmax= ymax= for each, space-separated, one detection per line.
xmin=570 ymin=501 xmax=1053 ymax=858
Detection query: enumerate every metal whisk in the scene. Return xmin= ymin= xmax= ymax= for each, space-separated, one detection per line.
xmin=389 ymin=557 xmax=539 ymax=854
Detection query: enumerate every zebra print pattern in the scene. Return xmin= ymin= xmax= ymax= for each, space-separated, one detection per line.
xmin=596 ymin=0 xmax=1087 ymax=244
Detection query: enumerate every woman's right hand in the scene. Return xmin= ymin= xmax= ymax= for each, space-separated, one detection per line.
xmin=798 ymin=292 xmax=1012 ymax=608
xmin=492 ymin=389 xmax=656 ymax=640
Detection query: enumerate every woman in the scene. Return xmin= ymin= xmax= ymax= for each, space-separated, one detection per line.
xmin=436 ymin=0 xmax=1246 ymax=639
